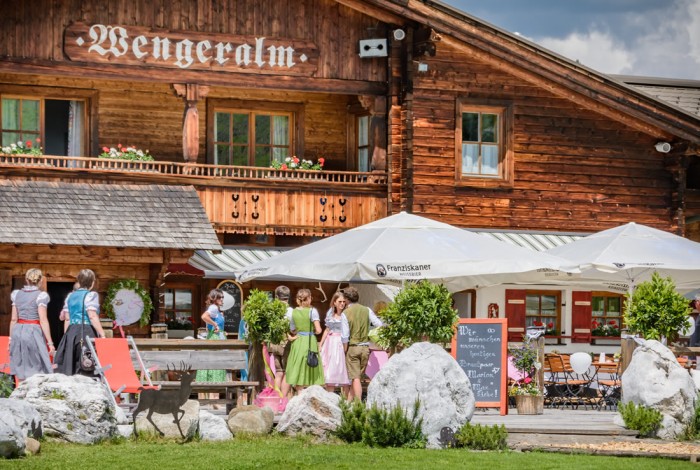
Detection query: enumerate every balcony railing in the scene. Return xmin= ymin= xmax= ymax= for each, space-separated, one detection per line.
xmin=0 ymin=154 xmax=387 ymax=188
xmin=0 ymin=154 xmax=389 ymax=236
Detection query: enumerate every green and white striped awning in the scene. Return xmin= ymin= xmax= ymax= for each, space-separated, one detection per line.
xmin=188 ymin=246 xmax=289 ymax=279
xmin=471 ymin=229 xmax=586 ymax=252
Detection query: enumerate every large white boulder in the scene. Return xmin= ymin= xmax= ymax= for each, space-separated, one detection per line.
xmin=10 ymin=374 xmax=117 ymax=444
xmin=621 ymin=340 xmax=696 ymax=439
xmin=134 ymin=399 xmax=199 ymax=440
xmin=276 ymin=386 xmax=341 ymax=440
xmin=366 ymin=342 xmax=475 ymax=448
xmin=0 ymin=412 xmax=25 ymax=458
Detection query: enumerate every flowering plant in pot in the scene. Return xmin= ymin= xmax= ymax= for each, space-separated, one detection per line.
xmin=99 ymin=143 xmax=154 ymax=161
xmin=1 ymin=139 xmax=42 ymax=156
xmin=270 ymin=156 xmax=324 ymax=170
xmin=509 ymin=339 xmax=544 ymax=414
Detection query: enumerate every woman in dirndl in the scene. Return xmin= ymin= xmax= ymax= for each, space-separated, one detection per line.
xmin=196 ymin=289 xmax=227 ymax=382
xmin=318 ymin=291 xmax=350 ymax=394
xmin=54 ymin=269 xmax=106 ymax=376
xmin=9 ymin=268 xmax=54 ymax=382
xmin=285 ymin=289 xmax=324 ymax=391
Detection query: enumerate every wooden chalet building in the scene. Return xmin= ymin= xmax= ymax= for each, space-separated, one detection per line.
xmin=1 ymin=0 xmax=699 ymax=347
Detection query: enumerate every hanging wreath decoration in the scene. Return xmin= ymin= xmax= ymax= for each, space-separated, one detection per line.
xmin=103 ymin=279 xmax=153 ymax=327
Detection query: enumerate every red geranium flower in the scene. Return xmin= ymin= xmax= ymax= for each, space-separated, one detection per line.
xmin=36 ymin=138 xmax=41 ymax=143
xmin=281 ymin=163 xmax=288 ymax=170
xmin=609 ymin=321 xmax=617 ymax=326
xmin=524 ymin=377 xmax=532 ymax=384
xmin=102 ymin=146 xmax=110 ymax=152
xmin=117 ymin=143 xmax=122 ymax=148
xmin=533 ymin=321 xmax=543 ymax=327
xmin=25 ymin=141 xmax=32 ymax=148
xmin=318 ymin=157 xmax=325 ymax=165
xmin=592 ymin=320 xmax=599 ymax=327
xmin=547 ymin=322 xmax=554 ymax=328
xmin=293 ymin=157 xmax=300 ymax=164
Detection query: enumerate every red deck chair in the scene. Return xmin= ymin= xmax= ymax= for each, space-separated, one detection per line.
xmin=87 ymin=336 xmax=159 ymax=410
xmin=0 ymin=336 xmax=10 ymax=375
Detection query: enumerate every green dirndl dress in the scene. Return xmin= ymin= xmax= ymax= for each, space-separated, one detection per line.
xmin=285 ymin=307 xmax=325 ymax=386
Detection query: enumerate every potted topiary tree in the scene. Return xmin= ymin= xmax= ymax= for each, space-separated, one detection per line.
xmin=624 ymin=272 xmax=691 ymax=345
xmin=375 ymin=280 xmax=458 ymax=353
xmin=241 ymin=289 xmax=289 ymax=391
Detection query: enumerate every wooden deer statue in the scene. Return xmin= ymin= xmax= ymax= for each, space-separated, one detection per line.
xmin=133 ymin=361 xmax=196 ymax=437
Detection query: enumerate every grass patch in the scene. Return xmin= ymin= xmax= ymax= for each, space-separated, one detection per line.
xmin=1 ymin=434 xmax=695 ymax=469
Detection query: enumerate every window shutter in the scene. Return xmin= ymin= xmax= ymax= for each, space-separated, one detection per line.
xmin=571 ymin=291 xmax=592 ymax=343
xmin=505 ymin=289 xmax=526 ymax=342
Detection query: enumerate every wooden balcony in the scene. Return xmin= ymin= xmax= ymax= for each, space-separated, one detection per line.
xmin=0 ymin=154 xmax=389 ymax=236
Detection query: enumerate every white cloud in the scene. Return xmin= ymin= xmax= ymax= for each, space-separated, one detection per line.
xmin=537 ymin=30 xmax=634 ymax=75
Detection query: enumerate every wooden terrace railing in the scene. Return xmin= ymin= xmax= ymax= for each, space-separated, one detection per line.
xmin=0 ymin=154 xmax=388 ymax=188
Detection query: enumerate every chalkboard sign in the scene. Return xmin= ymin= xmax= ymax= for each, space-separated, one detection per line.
xmin=217 ymin=280 xmax=242 ymax=333
xmin=451 ymin=318 xmax=508 ymax=415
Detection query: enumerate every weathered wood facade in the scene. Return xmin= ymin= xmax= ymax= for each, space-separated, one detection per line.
xmin=1 ymin=0 xmax=700 ymax=344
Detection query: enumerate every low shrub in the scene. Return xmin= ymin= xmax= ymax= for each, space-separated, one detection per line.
xmin=335 ymin=398 xmax=368 ymax=443
xmin=0 ymin=373 xmax=14 ymax=398
xmin=454 ymin=422 xmax=508 ymax=450
xmin=681 ymin=395 xmax=700 ymax=440
xmin=362 ymin=400 xmax=426 ymax=449
xmin=618 ymin=401 xmax=663 ymax=437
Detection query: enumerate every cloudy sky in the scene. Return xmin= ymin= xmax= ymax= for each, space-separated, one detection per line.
xmin=443 ymin=0 xmax=700 ymax=80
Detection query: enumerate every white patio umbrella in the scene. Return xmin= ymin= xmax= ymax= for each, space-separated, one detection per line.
xmin=546 ymin=222 xmax=700 ymax=292
xmin=235 ymin=212 xmax=576 ymax=292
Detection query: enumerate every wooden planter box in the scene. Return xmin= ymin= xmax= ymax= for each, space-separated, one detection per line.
xmin=515 ymin=395 xmax=544 ymax=415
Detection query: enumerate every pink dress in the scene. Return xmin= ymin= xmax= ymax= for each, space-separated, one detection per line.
xmin=320 ymin=312 xmax=350 ymax=386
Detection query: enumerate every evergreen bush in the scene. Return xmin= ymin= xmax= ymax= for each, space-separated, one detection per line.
xmin=335 ymin=398 xmax=368 ymax=443
xmin=376 ymin=280 xmax=458 ymax=352
xmin=624 ymin=272 xmax=690 ymax=343
xmin=362 ymin=400 xmax=426 ymax=448
xmin=454 ymin=422 xmax=508 ymax=450
xmin=618 ymin=401 xmax=663 ymax=437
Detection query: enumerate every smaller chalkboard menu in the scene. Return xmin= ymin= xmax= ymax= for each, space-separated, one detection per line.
xmin=451 ymin=318 xmax=508 ymax=415
xmin=216 ymin=280 xmax=243 ymax=334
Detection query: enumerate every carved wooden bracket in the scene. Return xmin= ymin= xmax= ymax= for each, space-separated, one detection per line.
xmin=173 ymin=84 xmax=210 ymax=163
xmin=413 ymin=28 xmax=441 ymax=57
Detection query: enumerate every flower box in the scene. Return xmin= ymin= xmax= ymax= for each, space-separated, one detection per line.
xmin=515 ymin=395 xmax=544 ymax=415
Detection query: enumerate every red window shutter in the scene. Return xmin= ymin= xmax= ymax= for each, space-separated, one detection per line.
xmin=505 ymin=289 xmax=527 ymax=342
xmin=571 ymin=291 xmax=592 ymax=343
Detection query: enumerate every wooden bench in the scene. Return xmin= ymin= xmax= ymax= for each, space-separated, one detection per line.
xmin=130 ymin=347 xmax=258 ymax=412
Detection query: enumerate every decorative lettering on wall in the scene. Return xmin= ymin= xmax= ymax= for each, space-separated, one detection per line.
xmin=64 ymin=22 xmax=319 ymax=76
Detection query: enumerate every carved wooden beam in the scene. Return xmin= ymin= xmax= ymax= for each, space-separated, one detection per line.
xmin=173 ymin=84 xmax=210 ymax=163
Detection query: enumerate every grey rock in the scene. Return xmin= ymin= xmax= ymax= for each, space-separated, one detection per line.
xmin=116 ymin=425 xmax=134 ymax=439
xmin=24 ymin=437 xmax=40 ymax=455
xmin=227 ymin=405 xmax=274 ymax=435
xmin=276 ymin=386 xmax=341 ymax=440
xmin=10 ymin=374 xmax=117 ymax=444
xmin=0 ymin=412 xmax=24 ymax=458
xmin=621 ymin=340 xmax=696 ymax=439
xmin=366 ymin=342 xmax=475 ymax=448
xmin=199 ymin=410 xmax=233 ymax=441
xmin=0 ymin=398 xmax=42 ymax=438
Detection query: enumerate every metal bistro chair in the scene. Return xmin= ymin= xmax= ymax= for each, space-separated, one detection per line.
xmin=545 ymin=353 xmax=594 ymax=409
xmin=595 ymin=361 xmax=621 ymax=411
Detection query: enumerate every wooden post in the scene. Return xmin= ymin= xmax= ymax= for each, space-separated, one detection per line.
xmin=173 ymin=84 xmax=210 ymax=163
xmin=536 ymin=336 xmax=545 ymax=394
xmin=620 ymin=337 xmax=637 ymax=375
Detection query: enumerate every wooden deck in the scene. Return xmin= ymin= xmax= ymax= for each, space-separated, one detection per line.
xmin=471 ymin=408 xmax=636 ymax=436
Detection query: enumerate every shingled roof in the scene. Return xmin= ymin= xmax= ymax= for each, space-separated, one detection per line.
xmin=0 ymin=180 xmax=221 ymax=250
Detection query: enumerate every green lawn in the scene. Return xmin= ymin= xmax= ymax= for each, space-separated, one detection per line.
xmin=2 ymin=435 xmax=696 ymax=470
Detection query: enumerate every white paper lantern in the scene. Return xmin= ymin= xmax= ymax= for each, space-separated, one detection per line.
xmin=569 ymin=351 xmax=592 ymax=374
xmin=111 ymin=288 xmax=145 ymax=326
